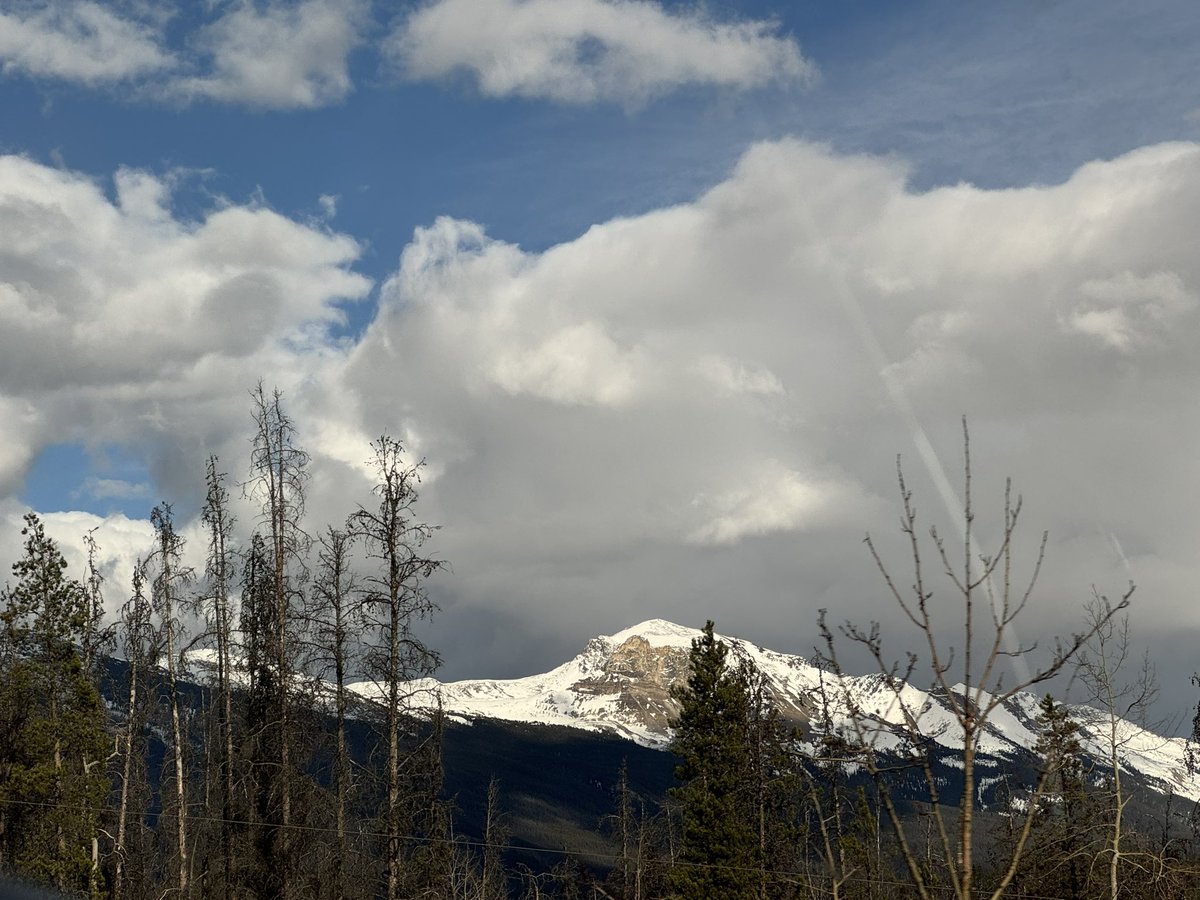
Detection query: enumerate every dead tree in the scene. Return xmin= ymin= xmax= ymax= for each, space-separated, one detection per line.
xmin=111 ymin=560 xmax=157 ymax=900
xmin=348 ymin=435 xmax=443 ymax=900
xmin=310 ymin=526 xmax=360 ymax=900
xmin=245 ymin=382 xmax=311 ymax=896
xmin=201 ymin=456 xmax=239 ymax=900
xmin=150 ymin=503 xmax=195 ymax=900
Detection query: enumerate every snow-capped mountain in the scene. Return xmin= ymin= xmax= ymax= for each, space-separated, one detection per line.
xmin=350 ymin=618 xmax=1200 ymax=803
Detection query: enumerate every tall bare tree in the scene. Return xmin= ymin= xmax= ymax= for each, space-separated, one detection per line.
xmin=150 ymin=503 xmax=195 ymax=900
xmin=245 ymin=382 xmax=310 ymax=896
xmin=201 ymin=456 xmax=239 ymax=900
xmin=111 ymin=560 xmax=156 ymax=900
xmin=310 ymin=526 xmax=360 ymax=900
xmin=349 ymin=435 xmax=443 ymax=900
xmin=80 ymin=528 xmax=112 ymax=681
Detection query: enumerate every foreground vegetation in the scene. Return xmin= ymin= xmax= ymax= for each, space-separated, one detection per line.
xmin=0 ymin=399 xmax=1197 ymax=898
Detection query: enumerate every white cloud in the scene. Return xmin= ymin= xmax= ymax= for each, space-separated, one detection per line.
xmin=0 ymin=0 xmax=363 ymax=110
xmin=0 ymin=502 xmax=157 ymax=621
xmin=693 ymin=354 xmax=784 ymax=398
xmin=8 ymin=137 xmax=1200 ymax=706
xmin=0 ymin=154 xmax=370 ymax=504
xmin=172 ymin=0 xmax=364 ymax=109
xmin=0 ymin=1 xmax=172 ymax=84
xmin=331 ymin=138 xmax=1200 ymax=667
xmin=491 ymin=321 xmax=642 ymax=406
xmin=74 ymin=477 xmax=153 ymax=501
xmin=687 ymin=463 xmax=836 ymax=546
xmin=389 ymin=0 xmax=813 ymax=104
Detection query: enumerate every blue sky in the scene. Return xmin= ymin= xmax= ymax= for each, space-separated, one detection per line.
xmin=3 ymin=0 xmax=1200 ymax=717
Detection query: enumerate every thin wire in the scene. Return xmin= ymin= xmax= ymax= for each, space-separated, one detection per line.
xmin=0 ymin=795 xmax=1156 ymax=899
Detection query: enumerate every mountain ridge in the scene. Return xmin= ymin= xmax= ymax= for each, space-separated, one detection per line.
xmin=348 ymin=618 xmax=1199 ymax=803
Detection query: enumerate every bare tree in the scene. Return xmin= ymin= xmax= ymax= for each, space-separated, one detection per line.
xmin=111 ymin=560 xmax=156 ymax=900
xmin=245 ymin=382 xmax=311 ymax=896
xmin=1076 ymin=589 xmax=1161 ymax=900
xmin=150 ymin=503 xmax=195 ymax=900
xmin=80 ymin=528 xmax=113 ymax=680
xmin=348 ymin=435 xmax=443 ymax=900
xmin=310 ymin=526 xmax=360 ymax=900
xmin=818 ymin=420 xmax=1127 ymax=900
xmin=201 ymin=456 xmax=238 ymax=900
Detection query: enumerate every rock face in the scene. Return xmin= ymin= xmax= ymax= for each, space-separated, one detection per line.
xmin=571 ymin=635 xmax=691 ymax=734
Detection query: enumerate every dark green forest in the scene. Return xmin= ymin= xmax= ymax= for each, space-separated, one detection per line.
xmin=3 ymin=393 xmax=1200 ymax=899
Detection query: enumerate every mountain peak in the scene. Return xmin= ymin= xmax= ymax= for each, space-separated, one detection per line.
xmin=603 ymin=618 xmax=702 ymax=648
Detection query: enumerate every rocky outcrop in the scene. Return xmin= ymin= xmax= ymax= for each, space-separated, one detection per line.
xmin=570 ymin=635 xmax=691 ymax=733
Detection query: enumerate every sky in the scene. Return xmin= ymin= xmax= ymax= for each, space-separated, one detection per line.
xmin=2 ymin=0 xmax=1200 ymax=726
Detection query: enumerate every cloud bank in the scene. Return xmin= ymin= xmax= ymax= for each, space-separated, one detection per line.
xmin=0 ymin=0 xmax=805 ymax=108
xmin=3 ymin=139 xmax=1200 ymax=704
xmin=335 ymin=139 xmax=1200 ymax=676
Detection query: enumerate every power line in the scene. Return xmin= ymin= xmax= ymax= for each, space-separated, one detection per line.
xmin=0 ymin=796 xmax=1162 ymax=899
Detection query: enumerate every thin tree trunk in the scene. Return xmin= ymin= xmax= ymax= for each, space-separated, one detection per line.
xmin=387 ymin=612 xmax=401 ymax=900
xmin=166 ymin=616 xmax=189 ymax=899
xmin=205 ymin=458 xmax=237 ymax=900
xmin=112 ymin=655 xmax=138 ymax=900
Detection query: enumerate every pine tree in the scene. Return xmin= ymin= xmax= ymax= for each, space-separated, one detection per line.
xmin=668 ymin=621 xmax=759 ymax=900
xmin=0 ymin=514 xmax=110 ymax=896
xmin=1016 ymin=695 xmax=1096 ymax=899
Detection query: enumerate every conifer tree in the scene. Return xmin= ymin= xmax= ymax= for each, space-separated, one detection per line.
xmin=0 ymin=514 xmax=109 ymax=896
xmin=668 ymin=620 xmax=759 ymax=900
xmin=1014 ymin=694 xmax=1094 ymax=900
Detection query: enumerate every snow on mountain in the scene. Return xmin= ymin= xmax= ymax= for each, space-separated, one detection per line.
xmin=344 ymin=618 xmax=1200 ymax=803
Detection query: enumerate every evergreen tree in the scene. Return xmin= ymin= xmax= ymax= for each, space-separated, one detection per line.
xmin=668 ymin=620 xmax=760 ymax=900
xmin=0 ymin=514 xmax=109 ymax=896
xmin=1019 ymin=695 xmax=1095 ymax=899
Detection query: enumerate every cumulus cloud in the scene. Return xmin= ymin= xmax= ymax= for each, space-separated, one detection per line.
xmin=0 ymin=154 xmax=370 ymax=503
xmin=324 ymin=138 xmax=1200 ymax=691
xmin=7 ymin=137 xmax=1200 ymax=711
xmin=389 ymin=0 xmax=813 ymax=104
xmin=0 ymin=0 xmax=363 ymax=110
xmin=173 ymin=0 xmax=364 ymax=109
xmin=0 ymin=1 xmax=172 ymax=84
xmin=687 ymin=462 xmax=842 ymax=546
